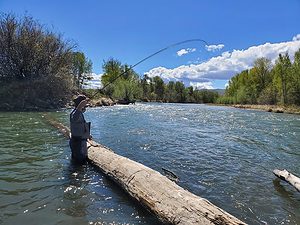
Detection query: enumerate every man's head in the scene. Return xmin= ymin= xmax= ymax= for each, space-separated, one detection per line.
xmin=73 ymin=95 xmax=87 ymax=108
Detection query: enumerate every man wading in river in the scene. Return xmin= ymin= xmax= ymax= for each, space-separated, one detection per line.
xmin=70 ymin=95 xmax=91 ymax=164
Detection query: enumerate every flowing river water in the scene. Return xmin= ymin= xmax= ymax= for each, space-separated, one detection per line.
xmin=0 ymin=103 xmax=299 ymax=225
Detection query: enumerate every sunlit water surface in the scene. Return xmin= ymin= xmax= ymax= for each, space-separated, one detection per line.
xmin=0 ymin=103 xmax=299 ymax=224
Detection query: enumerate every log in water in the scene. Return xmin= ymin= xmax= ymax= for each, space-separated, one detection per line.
xmin=273 ymin=169 xmax=300 ymax=192
xmin=88 ymin=141 xmax=245 ymax=225
xmin=44 ymin=114 xmax=245 ymax=225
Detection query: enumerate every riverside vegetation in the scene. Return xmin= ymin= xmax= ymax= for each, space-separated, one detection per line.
xmin=0 ymin=13 xmax=92 ymax=111
xmin=217 ymin=51 xmax=300 ymax=107
xmin=216 ymin=50 xmax=300 ymax=114
xmin=1 ymin=13 xmax=299 ymax=111
xmin=0 ymin=13 xmax=219 ymax=111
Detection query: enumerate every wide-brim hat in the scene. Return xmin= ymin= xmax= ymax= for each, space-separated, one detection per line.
xmin=73 ymin=95 xmax=87 ymax=107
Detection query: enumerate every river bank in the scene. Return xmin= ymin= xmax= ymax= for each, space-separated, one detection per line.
xmin=231 ymin=104 xmax=300 ymax=115
xmin=89 ymin=97 xmax=116 ymax=107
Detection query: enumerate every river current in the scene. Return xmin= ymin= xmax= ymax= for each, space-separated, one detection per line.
xmin=0 ymin=103 xmax=299 ymax=224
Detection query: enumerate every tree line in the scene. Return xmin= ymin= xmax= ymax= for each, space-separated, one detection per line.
xmin=100 ymin=58 xmax=219 ymax=104
xmin=0 ymin=13 xmax=92 ymax=110
xmin=0 ymin=13 xmax=219 ymax=111
xmin=218 ymin=49 xmax=300 ymax=105
xmin=7 ymin=13 xmax=298 ymax=110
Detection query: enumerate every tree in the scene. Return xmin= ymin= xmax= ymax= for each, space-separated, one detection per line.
xmin=175 ymin=81 xmax=186 ymax=102
xmin=101 ymin=58 xmax=123 ymax=96
xmin=253 ymin=57 xmax=272 ymax=93
xmin=113 ymin=79 xmax=141 ymax=101
xmin=101 ymin=58 xmax=141 ymax=101
xmin=140 ymin=74 xmax=151 ymax=101
xmin=165 ymin=81 xmax=177 ymax=102
xmin=0 ymin=13 xmax=75 ymax=110
xmin=152 ymin=76 xmax=165 ymax=100
xmin=274 ymin=53 xmax=292 ymax=104
xmin=217 ymin=49 xmax=300 ymax=106
xmin=289 ymin=49 xmax=300 ymax=105
xmin=186 ymin=86 xmax=195 ymax=102
xmin=72 ymin=52 xmax=93 ymax=89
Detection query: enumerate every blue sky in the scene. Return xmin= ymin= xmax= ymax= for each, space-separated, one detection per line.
xmin=1 ymin=0 xmax=300 ymax=89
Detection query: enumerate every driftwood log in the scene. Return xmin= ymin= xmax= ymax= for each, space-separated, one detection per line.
xmin=44 ymin=115 xmax=245 ymax=225
xmin=273 ymin=169 xmax=300 ymax=192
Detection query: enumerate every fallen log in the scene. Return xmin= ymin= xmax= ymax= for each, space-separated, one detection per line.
xmin=273 ymin=169 xmax=300 ymax=192
xmin=43 ymin=114 xmax=71 ymax=139
xmin=44 ymin=115 xmax=246 ymax=225
xmin=88 ymin=144 xmax=245 ymax=225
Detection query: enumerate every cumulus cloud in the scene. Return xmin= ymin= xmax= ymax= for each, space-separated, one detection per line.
xmin=190 ymin=81 xmax=213 ymax=89
xmin=176 ymin=48 xmax=196 ymax=56
xmin=293 ymin=34 xmax=300 ymax=41
xmin=145 ymin=37 xmax=300 ymax=89
xmin=83 ymin=73 xmax=103 ymax=89
xmin=205 ymin=44 xmax=225 ymax=52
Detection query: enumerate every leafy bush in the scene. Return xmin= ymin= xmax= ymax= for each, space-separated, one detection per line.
xmin=0 ymin=13 xmax=75 ymax=110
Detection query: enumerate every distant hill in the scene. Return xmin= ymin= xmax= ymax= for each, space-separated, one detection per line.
xmin=212 ymin=89 xmax=225 ymax=95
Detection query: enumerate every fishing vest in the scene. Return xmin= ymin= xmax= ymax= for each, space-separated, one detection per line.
xmin=70 ymin=109 xmax=91 ymax=139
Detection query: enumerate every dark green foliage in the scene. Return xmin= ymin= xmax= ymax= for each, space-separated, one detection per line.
xmin=218 ymin=50 xmax=300 ymax=106
xmin=152 ymin=76 xmax=165 ymax=100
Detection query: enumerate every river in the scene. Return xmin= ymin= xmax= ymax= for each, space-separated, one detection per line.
xmin=0 ymin=103 xmax=299 ymax=225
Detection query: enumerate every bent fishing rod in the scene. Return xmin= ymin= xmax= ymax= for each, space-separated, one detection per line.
xmin=91 ymin=39 xmax=209 ymax=98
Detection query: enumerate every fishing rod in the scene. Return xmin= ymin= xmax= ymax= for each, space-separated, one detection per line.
xmin=91 ymin=39 xmax=209 ymax=98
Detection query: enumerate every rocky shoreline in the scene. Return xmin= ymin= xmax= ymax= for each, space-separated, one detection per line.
xmin=89 ymin=97 xmax=116 ymax=107
xmin=231 ymin=104 xmax=300 ymax=115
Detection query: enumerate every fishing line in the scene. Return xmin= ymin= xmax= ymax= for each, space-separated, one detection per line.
xmin=91 ymin=39 xmax=209 ymax=98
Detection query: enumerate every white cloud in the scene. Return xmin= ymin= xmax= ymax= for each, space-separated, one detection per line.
xmin=145 ymin=36 xmax=300 ymax=89
xmin=293 ymin=34 xmax=300 ymax=41
xmin=176 ymin=48 xmax=196 ymax=56
xmin=83 ymin=73 xmax=103 ymax=89
xmin=205 ymin=44 xmax=225 ymax=52
xmin=224 ymin=81 xmax=229 ymax=88
xmin=190 ymin=81 xmax=213 ymax=89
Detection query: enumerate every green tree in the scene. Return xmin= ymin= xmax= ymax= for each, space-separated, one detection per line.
xmin=141 ymin=74 xmax=151 ymax=101
xmin=101 ymin=58 xmax=123 ymax=96
xmin=193 ymin=90 xmax=204 ymax=103
xmin=101 ymin=58 xmax=122 ymax=84
xmin=175 ymin=81 xmax=186 ymax=102
xmin=186 ymin=86 xmax=195 ymax=102
xmin=152 ymin=76 xmax=165 ymax=100
xmin=72 ymin=52 xmax=93 ymax=89
xmin=289 ymin=49 xmax=300 ymax=104
xmin=274 ymin=53 xmax=292 ymax=104
xmin=101 ymin=58 xmax=141 ymax=101
xmin=253 ymin=57 xmax=272 ymax=94
xmin=164 ymin=81 xmax=177 ymax=102
xmin=113 ymin=79 xmax=141 ymax=101
xmin=217 ymin=49 xmax=300 ymax=106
